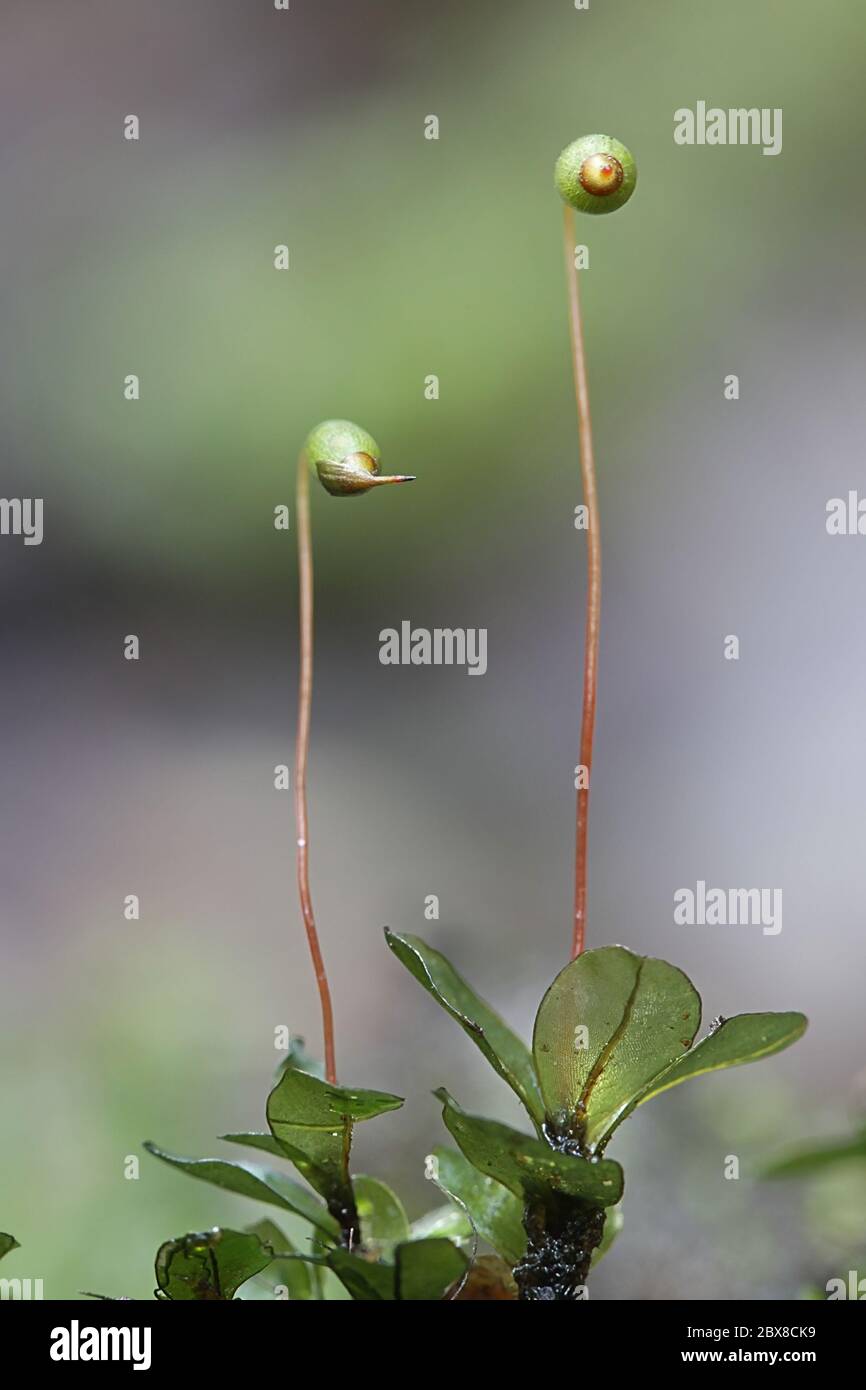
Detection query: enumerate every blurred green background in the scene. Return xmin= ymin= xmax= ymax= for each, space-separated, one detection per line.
xmin=2 ymin=0 xmax=865 ymax=1299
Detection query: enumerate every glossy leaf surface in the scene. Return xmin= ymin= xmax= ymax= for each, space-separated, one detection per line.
xmin=436 ymin=1089 xmax=623 ymax=1206
xmin=143 ymin=1143 xmax=339 ymax=1239
xmin=432 ymin=1145 xmax=526 ymax=1265
xmin=633 ymin=1012 xmax=808 ymax=1118
xmin=533 ymin=945 xmax=701 ymax=1149
xmin=265 ymin=1069 xmax=402 ymax=1206
xmin=155 ymin=1228 xmax=274 ymax=1301
xmin=395 ymin=1237 xmax=467 ymax=1300
xmin=386 ymin=929 xmax=544 ymax=1127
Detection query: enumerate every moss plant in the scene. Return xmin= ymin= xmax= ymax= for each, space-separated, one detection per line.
xmin=385 ymin=135 xmax=807 ymax=1300
xmin=292 ymin=418 xmax=414 ymax=1088
xmin=116 ymin=139 xmax=806 ymax=1304
xmin=137 ymin=422 xmax=473 ymax=1302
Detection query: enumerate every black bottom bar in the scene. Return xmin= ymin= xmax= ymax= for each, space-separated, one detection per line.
xmin=0 ymin=1298 xmax=856 ymax=1375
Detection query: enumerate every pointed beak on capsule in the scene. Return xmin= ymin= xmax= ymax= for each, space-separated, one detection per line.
xmin=315 ymin=451 xmax=416 ymax=496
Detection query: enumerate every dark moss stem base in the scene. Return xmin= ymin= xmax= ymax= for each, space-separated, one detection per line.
xmin=327 ymin=1194 xmax=362 ymax=1251
xmin=514 ymin=1195 xmax=605 ymax=1301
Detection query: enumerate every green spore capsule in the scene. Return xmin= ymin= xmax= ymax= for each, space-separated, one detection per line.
xmin=554 ymin=135 xmax=637 ymax=215
xmin=305 ymin=418 xmax=415 ymax=496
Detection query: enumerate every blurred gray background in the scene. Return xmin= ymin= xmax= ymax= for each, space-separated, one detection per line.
xmin=1 ymin=0 xmax=865 ymax=1298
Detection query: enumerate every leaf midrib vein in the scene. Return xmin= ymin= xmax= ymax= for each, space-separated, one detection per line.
xmin=578 ymin=959 xmax=644 ymax=1113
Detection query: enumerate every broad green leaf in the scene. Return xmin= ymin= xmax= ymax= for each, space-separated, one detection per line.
xmin=267 ymin=1068 xmax=404 ymax=1127
xmin=155 ymin=1228 xmax=274 ymax=1301
xmin=0 ymin=1233 xmax=19 ymax=1262
xmin=242 ymin=1220 xmax=313 ymax=1301
xmin=326 ymin=1248 xmax=396 ymax=1300
xmin=311 ymin=1230 xmax=350 ymax=1302
xmin=432 ymin=1146 xmax=526 ymax=1265
xmin=265 ymin=1068 xmax=403 ymax=1206
xmin=435 ymin=1089 xmax=623 ymax=1207
xmin=385 ymin=929 xmax=545 ymax=1128
xmin=143 ymin=1143 xmax=339 ymax=1239
xmin=220 ymin=1132 xmax=287 ymax=1159
xmin=763 ymin=1129 xmax=866 ymax=1180
xmin=631 ymin=1012 xmax=808 ymax=1123
xmin=592 ymin=1203 xmax=623 ymax=1266
xmin=410 ymin=1204 xmax=473 ymax=1244
xmin=533 ymin=945 xmax=701 ymax=1149
xmin=395 ymin=1238 xmax=468 ymax=1300
xmin=353 ymin=1176 xmax=411 ymax=1252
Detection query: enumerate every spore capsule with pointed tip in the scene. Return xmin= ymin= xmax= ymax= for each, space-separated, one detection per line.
xmin=305 ymin=418 xmax=415 ymax=497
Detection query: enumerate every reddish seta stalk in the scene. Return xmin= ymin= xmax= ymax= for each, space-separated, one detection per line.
xmin=563 ymin=205 xmax=602 ymax=962
xmin=294 ymin=454 xmax=338 ymax=1083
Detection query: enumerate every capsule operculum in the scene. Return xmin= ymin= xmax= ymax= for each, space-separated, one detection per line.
xmin=578 ymin=153 xmax=624 ymax=198
xmin=315 ymin=452 xmax=415 ymax=497
xmin=555 ymin=134 xmax=637 ymax=216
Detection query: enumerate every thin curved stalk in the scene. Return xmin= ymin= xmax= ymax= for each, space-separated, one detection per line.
xmin=563 ymin=204 xmax=601 ymax=962
xmin=294 ymin=451 xmax=337 ymax=1083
